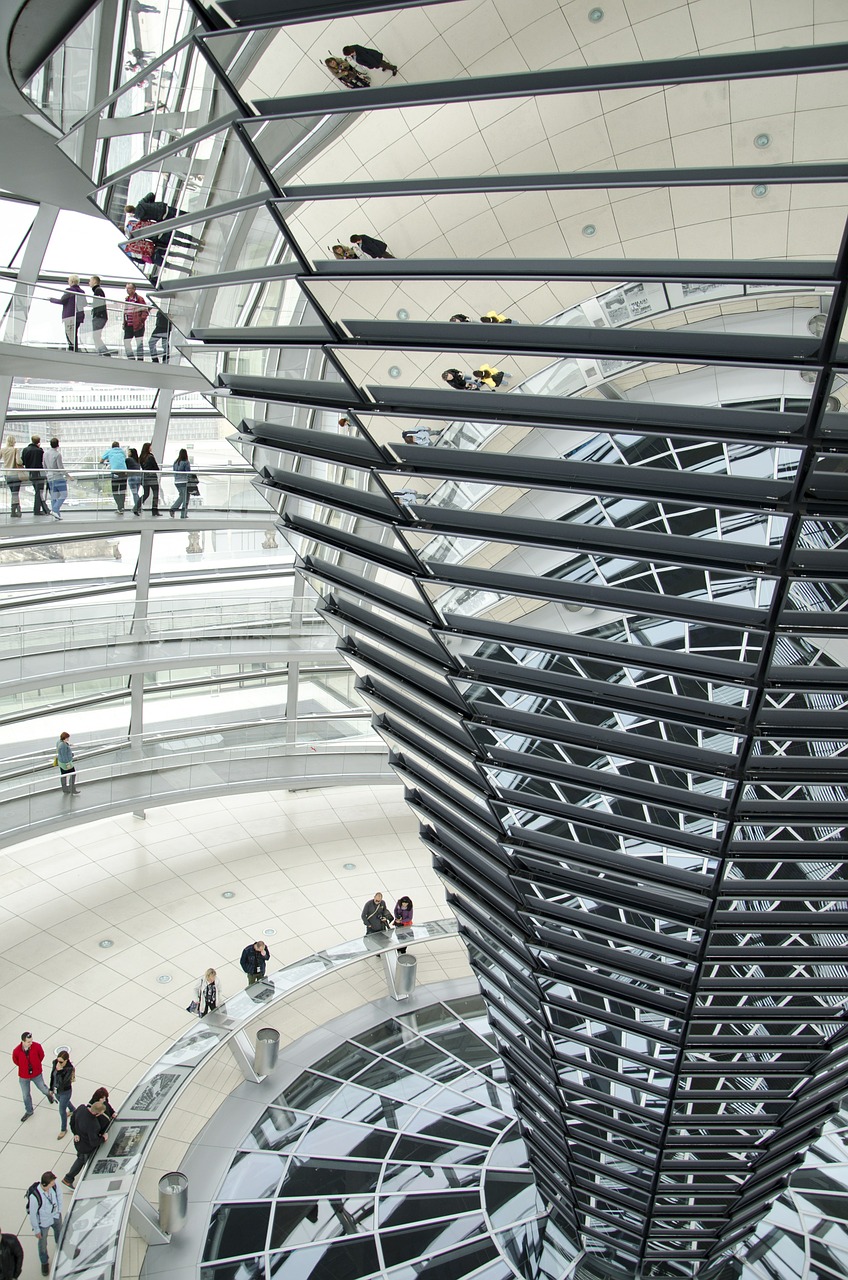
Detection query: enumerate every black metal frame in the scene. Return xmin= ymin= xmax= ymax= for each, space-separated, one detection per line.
xmin=66 ymin=8 xmax=848 ymax=1277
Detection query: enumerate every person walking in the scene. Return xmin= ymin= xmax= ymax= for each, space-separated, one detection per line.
xmin=349 ymin=233 xmax=394 ymax=259
xmin=441 ymin=368 xmax=478 ymax=391
xmin=88 ymin=276 xmax=110 ymax=354
xmin=0 ymin=1227 xmax=23 ymax=1280
xmin=134 ymin=443 xmax=161 ymax=515
xmin=27 ymin=1173 xmax=62 ymax=1277
xmin=12 ymin=1032 xmax=53 ymax=1122
xmin=101 ymin=441 xmax=128 ymax=513
xmin=149 ymin=307 xmax=171 ymax=362
xmin=342 ymin=43 xmax=398 ymax=76
xmin=122 ymin=284 xmax=149 ymax=359
xmin=169 ymin=447 xmax=191 ymax=518
xmin=362 ymin=892 xmax=393 ymax=934
xmin=62 ymin=1099 xmax=107 ymax=1190
xmin=49 ymin=1050 xmax=75 ymax=1139
xmin=473 ymin=363 xmax=510 ymax=390
xmin=56 ymin=732 xmax=80 ymax=795
xmin=393 ymin=895 xmax=414 ymax=953
xmin=195 ymin=968 xmax=222 ymax=1017
xmin=125 ymin=447 xmax=142 ymax=511
xmin=49 ymin=276 xmax=85 ymax=351
xmin=42 ymin=437 xmax=68 ymax=520
xmin=240 ymin=940 xmax=270 ymax=986
xmin=1 ymin=434 xmax=24 ymax=517
xmin=21 ymin=435 xmax=50 ymax=515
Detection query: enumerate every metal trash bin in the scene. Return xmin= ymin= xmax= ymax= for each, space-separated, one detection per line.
xmin=395 ymin=953 xmax=418 ymax=997
xmin=158 ymin=1172 xmax=188 ymax=1235
xmin=254 ymin=1027 xmax=280 ymax=1075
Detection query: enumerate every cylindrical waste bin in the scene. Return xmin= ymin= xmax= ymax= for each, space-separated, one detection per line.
xmin=158 ymin=1172 xmax=188 ymax=1235
xmin=395 ymin=953 xmax=417 ymax=997
xmin=254 ymin=1027 xmax=280 ymax=1076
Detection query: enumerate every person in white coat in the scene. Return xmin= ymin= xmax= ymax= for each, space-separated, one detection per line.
xmin=28 ymin=1171 xmax=62 ymax=1276
xmin=195 ymin=968 xmax=222 ymax=1017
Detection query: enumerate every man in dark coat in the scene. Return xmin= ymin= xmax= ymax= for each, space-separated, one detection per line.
xmin=362 ymin=892 xmax=393 ymax=933
xmin=20 ymin=437 xmax=49 ymax=515
xmin=342 ymin=43 xmax=398 ymax=75
xmin=350 ymin=233 xmax=394 ymax=259
xmin=240 ymin=940 xmax=271 ymax=986
xmin=0 ymin=1229 xmax=23 ymax=1279
xmin=62 ymin=1099 xmax=107 ymax=1188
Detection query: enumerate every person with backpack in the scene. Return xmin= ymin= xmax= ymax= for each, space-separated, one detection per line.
xmin=12 ymin=1032 xmax=53 ymax=1122
xmin=49 ymin=1050 xmax=75 ymax=1139
xmin=27 ymin=1173 xmax=62 ymax=1276
xmin=62 ymin=1099 xmax=107 ymax=1189
xmin=0 ymin=1227 xmax=23 ymax=1280
xmin=122 ymin=284 xmax=149 ymax=360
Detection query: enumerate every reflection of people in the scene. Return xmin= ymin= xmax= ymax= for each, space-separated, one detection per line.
xmin=240 ymin=940 xmax=270 ymax=986
xmin=324 ymin=57 xmax=370 ymax=90
xmin=362 ymin=892 xmax=393 ymax=934
xmin=350 ymin=232 xmax=394 ymax=259
xmin=401 ymin=428 xmax=432 ymax=446
xmin=342 ymin=43 xmax=398 ymax=76
xmin=331 ymin=244 xmax=358 ymax=259
xmin=473 ymin=363 xmax=510 ymax=390
xmin=442 ymin=369 xmax=477 ymax=391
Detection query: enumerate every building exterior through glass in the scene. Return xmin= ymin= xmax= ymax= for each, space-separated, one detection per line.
xmin=4 ymin=0 xmax=848 ymax=1276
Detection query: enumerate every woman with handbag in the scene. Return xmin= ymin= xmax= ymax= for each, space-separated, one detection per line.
xmin=190 ymin=969 xmax=221 ymax=1017
xmin=50 ymin=1049 xmax=76 ymax=1139
xmin=169 ymin=448 xmax=191 ymax=518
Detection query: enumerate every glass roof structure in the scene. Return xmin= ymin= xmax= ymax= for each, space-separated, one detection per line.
xmin=10 ymin=0 xmax=848 ymax=1275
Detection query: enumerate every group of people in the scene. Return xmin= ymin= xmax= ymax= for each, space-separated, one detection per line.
xmin=1 ymin=434 xmax=68 ymax=519
xmin=49 ymin=276 xmax=171 ymax=361
xmin=123 ymin=192 xmax=202 ymax=285
xmin=100 ymin=441 xmax=198 ymax=517
xmin=1 ymin=437 xmax=198 ymax=522
xmin=324 ymin=41 xmax=398 ymax=89
xmin=332 ymin=232 xmax=395 ymax=260
xmin=362 ymin=893 xmax=414 ymax=948
xmin=8 ymin=1032 xmax=116 ymax=1274
xmin=442 ymin=363 xmax=511 ymax=391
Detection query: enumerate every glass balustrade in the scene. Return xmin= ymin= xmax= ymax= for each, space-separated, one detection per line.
xmin=0 ymin=277 xmax=190 ymax=365
xmin=0 ymin=715 xmax=379 ymax=793
xmin=0 ymin=465 xmax=270 ymax=516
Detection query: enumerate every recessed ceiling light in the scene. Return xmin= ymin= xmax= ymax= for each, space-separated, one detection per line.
xmin=157 ymin=974 xmax=172 ymax=984
xmin=388 ymin=365 xmax=402 ymax=378
xmin=344 ymin=862 xmax=357 ymax=870
xmin=588 ymin=7 xmax=604 ymax=20
xmin=99 ymin=939 xmax=114 ymax=949
xmin=826 ymin=395 xmax=841 ymax=412
xmin=396 ymin=308 xmax=409 ymax=321
xmin=754 ymin=133 xmax=771 ymax=148
xmin=751 ymin=184 xmax=769 ymax=198
xmin=582 ymin=224 xmax=597 ymax=237
xmin=264 ymin=928 xmax=276 ymax=936
xmin=222 ymin=890 xmax=236 ymax=899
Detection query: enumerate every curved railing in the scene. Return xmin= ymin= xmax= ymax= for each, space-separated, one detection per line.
xmin=0 ymin=727 xmax=390 ymax=847
xmin=52 ymin=920 xmax=464 ymax=1280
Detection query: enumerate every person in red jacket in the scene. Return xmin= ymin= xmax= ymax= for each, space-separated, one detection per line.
xmin=12 ymin=1032 xmax=53 ymax=1122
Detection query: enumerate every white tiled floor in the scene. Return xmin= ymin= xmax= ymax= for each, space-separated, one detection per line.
xmin=0 ymin=784 xmax=446 ymax=1278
